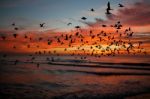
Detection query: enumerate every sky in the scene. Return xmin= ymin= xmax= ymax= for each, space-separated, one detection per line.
xmin=0 ymin=0 xmax=150 ymax=55
xmin=0 ymin=0 xmax=144 ymax=31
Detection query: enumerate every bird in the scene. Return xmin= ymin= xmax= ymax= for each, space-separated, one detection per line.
xmin=67 ymin=23 xmax=72 ymax=26
xmin=102 ymin=25 xmax=107 ymax=27
xmin=75 ymin=26 xmax=80 ymax=29
xmin=106 ymin=8 xmax=111 ymax=14
xmin=81 ymin=17 xmax=87 ymax=20
xmin=106 ymin=2 xmax=113 ymax=14
xmin=90 ymin=8 xmax=95 ymax=12
xmin=39 ymin=37 xmax=43 ymax=41
xmin=40 ymin=23 xmax=45 ymax=27
xmin=13 ymin=33 xmax=18 ymax=38
xmin=48 ymin=41 xmax=52 ymax=45
xmin=24 ymin=35 xmax=28 ymax=39
xmin=107 ymin=2 xmax=113 ymax=10
xmin=14 ymin=27 xmax=18 ymax=30
xmin=13 ymin=45 xmax=16 ymax=49
xmin=118 ymin=4 xmax=124 ymax=7
xmin=12 ymin=22 xmax=15 ymax=26
xmin=14 ymin=60 xmax=18 ymax=65
xmin=1 ymin=36 xmax=6 ymax=40
xmin=37 ymin=63 xmax=40 ymax=68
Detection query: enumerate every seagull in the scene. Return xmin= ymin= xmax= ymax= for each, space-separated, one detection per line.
xmin=75 ymin=26 xmax=80 ymax=29
xmin=118 ymin=4 xmax=124 ymax=7
xmin=90 ymin=8 xmax=95 ymax=12
xmin=14 ymin=27 xmax=18 ymax=30
xmin=106 ymin=8 xmax=111 ymax=14
xmin=13 ymin=33 xmax=18 ymax=38
xmin=1 ymin=36 xmax=6 ymax=40
xmin=81 ymin=17 xmax=87 ymax=20
xmin=24 ymin=35 xmax=28 ymax=39
xmin=102 ymin=25 xmax=107 ymax=27
xmin=14 ymin=60 xmax=18 ymax=65
xmin=40 ymin=23 xmax=45 ymax=27
xmin=37 ymin=63 xmax=40 ymax=68
xmin=107 ymin=2 xmax=113 ymax=10
xmin=67 ymin=22 xmax=72 ymax=26
xmin=106 ymin=1 xmax=112 ymax=14
xmin=12 ymin=22 xmax=15 ymax=26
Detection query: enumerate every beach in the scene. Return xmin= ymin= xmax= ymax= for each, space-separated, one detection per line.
xmin=0 ymin=55 xmax=150 ymax=99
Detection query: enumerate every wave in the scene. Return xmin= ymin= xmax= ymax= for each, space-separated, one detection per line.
xmin=1 ymin=59 xmax=150 ymax=71
xmin=44 ymin=69 xmax=150 ymax=76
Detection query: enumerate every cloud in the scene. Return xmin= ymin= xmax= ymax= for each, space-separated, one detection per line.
xmin=83 ymin=0 xmax=150 ymax=27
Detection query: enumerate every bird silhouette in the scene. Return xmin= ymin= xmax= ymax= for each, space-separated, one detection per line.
xmin=14 ymin=60 xmax=18 ymax=65
xmin=14 ymin=27 xmax=18 ymax=30
xmin=90 ymin=8 xmax=95 ymax=12
xmin=12 ymin=22 xmax=15 ymax=26
xmin=106 ymin=2 xmax=113 ymax=14
xmin=107 ymin=2 xmax=113 ymax=10
xmin=37 ymin=63 xmax=40 ymax=68
xmin=1 ymin=36 xmax=6 ymax=40
xmin=67 ymin=23 xmax=72 ymax=26
xmin=102 ymin=25 xmax=107 ymax=27
xmin=118 ymin=4 xmax=124 ymax=7
xmin=13 ymin=33 xmax=18 ymax=38
xmin=40 ymin=23 xmax=45 ymax=27
xmin=0 ymin=1 xmax=147 ymax=64
xmin=81 ymin=17 xmax=87 ymax=20
xmin=75 ymin=26 xmax=80 ymax=29
xmin=106 ymin=8 xmax=111 ymax=14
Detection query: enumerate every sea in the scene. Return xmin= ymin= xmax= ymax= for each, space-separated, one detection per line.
xmin=0 ymin=55 xmax=150 ymax=99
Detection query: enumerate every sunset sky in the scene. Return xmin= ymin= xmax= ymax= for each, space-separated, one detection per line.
xmin=0 ymin=0 xmax=150 ymax=55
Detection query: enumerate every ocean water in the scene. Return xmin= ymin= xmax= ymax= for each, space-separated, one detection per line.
xmin=0 ymin=55 xmax=150 ymax=99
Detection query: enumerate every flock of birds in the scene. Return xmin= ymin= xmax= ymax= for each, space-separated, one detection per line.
xmin=0 ymin=2 xmax=147 ymax=67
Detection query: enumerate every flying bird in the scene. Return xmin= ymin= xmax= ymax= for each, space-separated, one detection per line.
xmin=81 ymin=17 xmax=87 ymax=20
xmin=13 ymin=33 xmax=18 ymax=38
xmin=106 ymin=8 xmax=111 ymax=14
xmin=75 ymin=26 xmax=80 ymax=29
xmin=107 ymin=2 xmax=113 ymax=10
xmin=90 ymin=8 xmax=95 ymax=12
xmin=14 ymin=27 xmax=18 ymax=30
xmin=67 ymin=23 xmax=72 ymax=26
xmin=118 ymin=4 xmax=124 ymax=7
xmin=1 ymin=36 xmax=6 ymax=40
xmin=12 ymin=22 xmax=15 ymax=26
xmin=40 ymin=23 xmax=45 ymax=27
xmin=106 ymin=2 xmax=112 ymax=14
xmin=102 ymin=25 xmax=107 ymax=27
